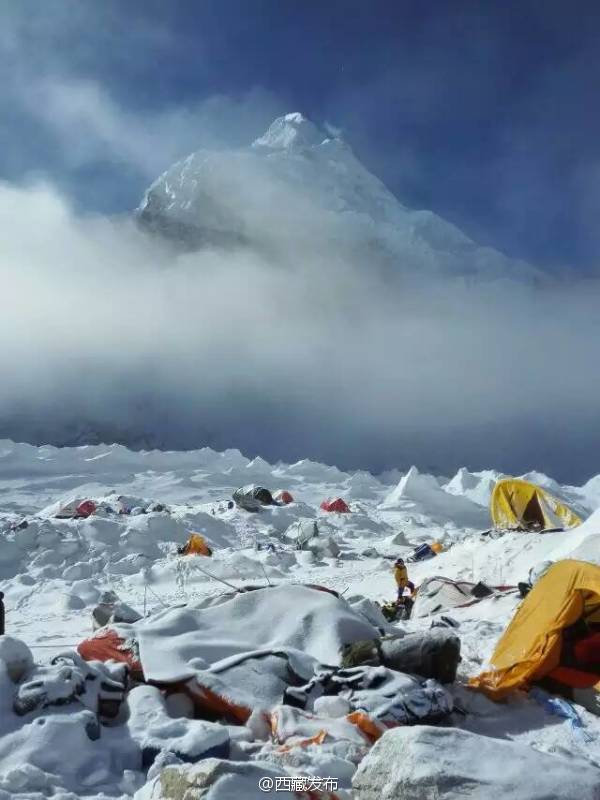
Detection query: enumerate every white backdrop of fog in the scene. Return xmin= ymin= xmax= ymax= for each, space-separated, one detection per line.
xmin=1 ymin=175 xmax=599 ymax=481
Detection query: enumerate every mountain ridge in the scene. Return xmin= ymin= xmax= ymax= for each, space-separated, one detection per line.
xmin=136 ymin=112 xmax=540 ymax=283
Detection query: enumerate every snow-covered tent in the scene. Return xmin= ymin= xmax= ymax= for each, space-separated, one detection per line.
xmin=232 ymin=485 xmax=275 ymax=512
xmin=411 ymin=576 xmax=492 ymax=619
xmin=79 ymin=585 xmax=379 ymax=722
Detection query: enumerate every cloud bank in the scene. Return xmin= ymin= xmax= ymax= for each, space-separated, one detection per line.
xmin=1 ymin=176 xmax=599 ymax=482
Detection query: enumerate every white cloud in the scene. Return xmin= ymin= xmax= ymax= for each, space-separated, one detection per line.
xmin=0 ymin=4 xmax=283 ymax=181
xmin=19 ymin=78 xmax=282 ymax=179
xmin=1 ymin=178 xmax=599 ymax=480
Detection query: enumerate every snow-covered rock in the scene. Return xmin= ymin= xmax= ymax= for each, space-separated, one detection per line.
xmin=352 ymin=726 xmax=600 ymax=799
xmin=135 ymin=759 xmax=313 ymax=800
xmin=313 ymin=695 xmax=351 ymax=718
xmin=126 ymin=686 xmax=229 ymax=766
xmin=0 ymin=637 xmax=33 ymax=683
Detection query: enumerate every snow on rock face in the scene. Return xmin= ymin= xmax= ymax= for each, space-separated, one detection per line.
xmin=352 ymin=725 xmax=600 ymax=800
xmin=136 ymin=113 xmax=539 ymax=283
xmin=253 ymin=112 xmax=327 ymax=150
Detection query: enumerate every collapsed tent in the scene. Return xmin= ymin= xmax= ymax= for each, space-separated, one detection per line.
xmin=77 ymin=584 xmax=455 ymax=742
xmin=232 ymin=485 xmax=275 ymax=512
xmin=471 ymin=560 xmax=600 ymax=704
xmin=78 ymin=629 xmax=143 ymax=678
xmin=284 ymin=519 xmax=319 ymax=548
xmin=490 ymin=478 xmax=582 ymax=531
xmin=50 ymin=499 xmax=85 ymax=519
xmin=79 ymin=585 xmax=379 ymax=721
xmin=283 ymin=519 xmax=340 ymax=557
xmin=411 ymin=576 xmax=496 ymax=619
xmin=320 ymin=498 xmax=350 ymax=513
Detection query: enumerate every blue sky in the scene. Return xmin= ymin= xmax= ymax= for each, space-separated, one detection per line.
xmin=2 ymin=0 xmax=600 ymax=272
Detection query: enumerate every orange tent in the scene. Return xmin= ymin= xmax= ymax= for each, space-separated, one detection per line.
xmin=181 ymin=533 xmax=212 ymax=556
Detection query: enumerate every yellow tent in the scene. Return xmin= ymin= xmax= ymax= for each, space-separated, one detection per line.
xmin=470 ymin=560 xmax=600 ymax=699
xmin=181 ymin=533 xmax=212 ymax=556
xmin=490 ymin=478 xmax=582 ymax=531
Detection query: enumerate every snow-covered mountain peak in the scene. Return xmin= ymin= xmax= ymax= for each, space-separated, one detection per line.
xmin=252 ymin=112 xmax=328 ymax=150
xmin=136 ymin=111 xmax=540 ymax=282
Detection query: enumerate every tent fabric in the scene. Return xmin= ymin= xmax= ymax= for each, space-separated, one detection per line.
xmin=274 ymin=490 xmax=294 ymax=505
xmin=282 ymin=665 xmax=452 ymax=729
xmin=76 ymin=500 xmax=96 ymax=519
xmin=78 ymin=629 xmax=143 ymax=678
xmin=53 ymin=499 xmax=82 ymax=519
xmin=181 ymin=533 xmax=212 ymax=556
xmin=232 ymin=485 xmax=274 ymax=512
xmin=320 ymin=498 xmax=350 ymax=513
xmin=284 ymin=519 xmax=319 ymax=549
xmin=470 ymin=560 xmax=600 ymax=699
xmin=124 ymin=585 xmax=377 ymax=684
xmin=490 ymin=479 xmax=582 ymax=531
xmin=270 ymin=704 xmax=373 ymax=749
xmin=548 ymin=666 xmax=600 ymax=690
xmin=408 ymin=543 xmax=436 ymax=562
xmin=411 ymin=577 xmax=486 ymax=619
xmin=574 ymin=631 xmax=600 ymax=667
xmin=91 ymin=585 xmax=379 ymax=721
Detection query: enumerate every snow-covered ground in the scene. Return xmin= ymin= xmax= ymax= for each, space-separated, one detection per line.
xmin=1 ymin=440 xmax=600 ymax=798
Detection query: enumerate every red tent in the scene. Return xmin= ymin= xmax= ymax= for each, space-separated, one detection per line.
xmin=78 ymin=629 xmax=143 ymax=678
xmin=275 ymin=490 xmax=294 ymax=505
xmin=76 ymin=500 xmax=97 ymax=518
xmin=320 ymin=498 xmax=350 ymax=513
